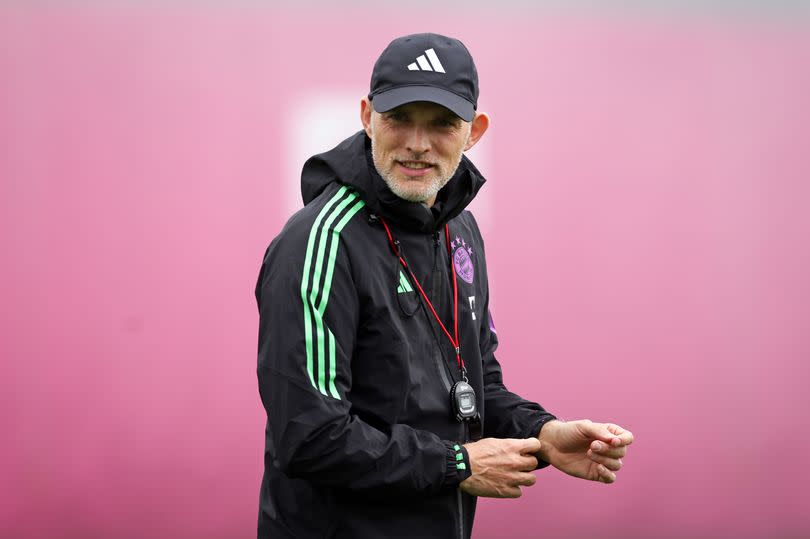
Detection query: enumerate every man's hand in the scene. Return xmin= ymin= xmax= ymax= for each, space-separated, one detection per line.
xmin=459 ymin=438 xmax=541 ymax=498
xmin=538 ymin=420 xmax=634 ymax=484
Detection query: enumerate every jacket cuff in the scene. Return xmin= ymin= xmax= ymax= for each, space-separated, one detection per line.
xmin=442 ymin=441 xmax=472 ymax=487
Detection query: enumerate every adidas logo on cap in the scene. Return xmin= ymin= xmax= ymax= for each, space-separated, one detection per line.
xmin=406 ymin=48 xmax=445 ymax=73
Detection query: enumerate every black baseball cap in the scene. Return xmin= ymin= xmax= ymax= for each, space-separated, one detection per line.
xmin=368 ymin=33 xmax=479 ymax=122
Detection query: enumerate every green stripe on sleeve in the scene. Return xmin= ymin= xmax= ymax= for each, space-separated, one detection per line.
xmin=299 ymin=187 xmax=365 ymax=400
xmin=300 ymin=186 xmax=349 ymax=389
xmin=311 ymin=192 xmax=359 ymax=396
xmin=320 ymin=198 xmax=366 ymax=399
xmin=317 ymin=198 xmax=366 ymax=316
xmin=327 ymin=330 xmax=339 ymax=399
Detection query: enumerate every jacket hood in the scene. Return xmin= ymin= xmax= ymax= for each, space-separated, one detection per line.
xmin=301 ymin=130 xmax=487 ymax=233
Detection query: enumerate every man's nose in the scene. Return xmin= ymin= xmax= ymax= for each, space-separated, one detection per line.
xmin=405 ymin=125 xmax=430 ymax=155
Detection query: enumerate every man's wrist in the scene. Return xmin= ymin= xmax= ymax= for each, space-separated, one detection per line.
xmin=536 ymin=418 xmax=563 ymax=464
xmin=536 ymin=415 xmax=560 ymax=436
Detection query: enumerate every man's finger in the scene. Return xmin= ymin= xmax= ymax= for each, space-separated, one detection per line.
xmin=606 ymin=423 xmax=635 ymax=446
xmin=578 ymin=420 xmax=620 ymax=445
xmin=596 ymin=464 xmax=616 ymax=484
xmin=587 ymin=450 xmax=622 ymax=472
xmin=517 ymin=454 xmax=539 ymax=471
xmin=515 ymin=437 xmax=542 ymax=454
xmin=589 ymin=442 xmax=627 ymax=458
xmin=580 ymin=421 xmax=633 ymax=447
xmin=514 ymin=472 xmax=537 ymax=487
xmin=501 ymin=486 xmax=523 ymax=499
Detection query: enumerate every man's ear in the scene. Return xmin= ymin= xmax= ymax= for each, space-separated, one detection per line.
xmin=360 ymin=96 xmax=373 ymax=138
xmin=464 ymin=112 xmax=490 ymax=151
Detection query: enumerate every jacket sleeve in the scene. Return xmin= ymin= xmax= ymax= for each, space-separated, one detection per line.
xmin=256 ymin=210 xmax=469 ymax=495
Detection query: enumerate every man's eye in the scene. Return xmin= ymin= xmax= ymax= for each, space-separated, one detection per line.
xmin=388 ymin=112 xmax=407 ymax=122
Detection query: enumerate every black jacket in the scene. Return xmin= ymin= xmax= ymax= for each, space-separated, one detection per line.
xmin=255 ymin=131 xmax=555 ymax=539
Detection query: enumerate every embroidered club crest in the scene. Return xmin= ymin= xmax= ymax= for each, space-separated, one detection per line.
xmin=450 ymin=236 xmax=474 ymax=284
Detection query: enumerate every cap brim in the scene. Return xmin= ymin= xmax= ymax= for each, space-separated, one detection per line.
xmin=371 ymin=86 xmax=475 ymax=122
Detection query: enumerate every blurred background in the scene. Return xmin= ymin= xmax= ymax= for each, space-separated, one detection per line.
xmin=2 ymin=1 xmax=809 ymax=538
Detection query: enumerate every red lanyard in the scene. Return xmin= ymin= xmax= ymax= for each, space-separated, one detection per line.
xmin=378 ymin=217 xmax=464 ymax=376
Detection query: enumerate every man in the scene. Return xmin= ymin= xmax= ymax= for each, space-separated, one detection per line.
xmin=255 ymin=33 xmax=634 ymax=539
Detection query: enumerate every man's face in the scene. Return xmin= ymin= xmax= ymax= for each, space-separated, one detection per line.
xmin=364 ymin=101 xmax=472 ymax=206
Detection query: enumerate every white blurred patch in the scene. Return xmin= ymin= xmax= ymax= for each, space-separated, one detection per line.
xmin=284 ymin=92 xmax=361 ymax=216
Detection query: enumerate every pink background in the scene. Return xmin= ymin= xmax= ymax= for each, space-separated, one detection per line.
xmin=2 ymin=5 xmax=809 ymax=538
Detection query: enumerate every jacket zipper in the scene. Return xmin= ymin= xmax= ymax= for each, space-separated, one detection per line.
xmin=425 ymin=232 xmax=456 ymax=391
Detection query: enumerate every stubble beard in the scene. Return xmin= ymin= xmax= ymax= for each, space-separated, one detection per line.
xmin=370 ymin=137 xmax=464 ymax=205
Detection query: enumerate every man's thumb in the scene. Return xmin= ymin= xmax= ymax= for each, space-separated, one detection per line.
xmin=521 ymin=437 xmax=542 ymax=453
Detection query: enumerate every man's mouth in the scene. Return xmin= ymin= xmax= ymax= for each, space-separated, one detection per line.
xmin=397 ymin=160 xmax=434 ymax=170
